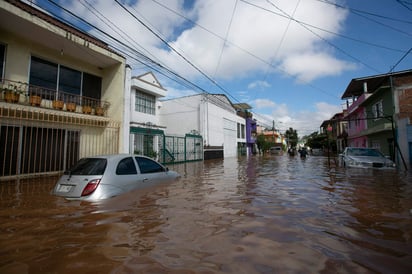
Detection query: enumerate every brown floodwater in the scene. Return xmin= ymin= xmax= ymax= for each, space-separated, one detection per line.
xmin=1 ymin=155 xmax=411 ymax=273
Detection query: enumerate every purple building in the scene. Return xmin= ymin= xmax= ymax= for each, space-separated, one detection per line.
xmin=234 ymin=103 xmax=257 ymax=155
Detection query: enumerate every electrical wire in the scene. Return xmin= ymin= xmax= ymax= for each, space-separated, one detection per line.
xmin=113 ymin=0 xmax=242 ymax=105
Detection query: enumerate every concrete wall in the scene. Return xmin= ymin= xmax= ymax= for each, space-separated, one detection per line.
xmin=160 ymin=94 xmax=246 ymax=158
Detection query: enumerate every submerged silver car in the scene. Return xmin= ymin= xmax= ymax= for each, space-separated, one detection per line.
xmin=340 ymin=147 xmax=396 ymax=169
xmin=53 ymin=154 xmax=180 ymax=201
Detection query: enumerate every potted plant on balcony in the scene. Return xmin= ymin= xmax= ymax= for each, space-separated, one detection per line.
xmin=82 ymin=103 xmax=92 ymax=114
xmin=66 ymin=96 xmax=77 ymax=112
xmin=4 ymin=83 xmax=22 ymax=103
xmin=52 ymin=94 xmax=64 ymax=110
xmin=95 ymin=101 xmax=110 ymax=116
xmin=29 ymin=86 xmax=42 ymax=107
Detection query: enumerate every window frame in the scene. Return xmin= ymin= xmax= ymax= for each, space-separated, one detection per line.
xmin=135 ymin=156 xmax=165 ymax=174
xmin=29 ymin=56 xmax=102 ymax=101
xmin=372 ymin=100 xmax=384 ymax=120
xmin=135 ymin=90 xmax=156 ymax=115
xmin=0 ymin=43 xmax=6 ymax=81
xmin=116 ymin=157 xmax=138 ymax=175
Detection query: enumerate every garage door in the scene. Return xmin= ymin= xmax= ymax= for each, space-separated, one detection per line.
xmin=223 ymin=118 xmax=237 ymax=157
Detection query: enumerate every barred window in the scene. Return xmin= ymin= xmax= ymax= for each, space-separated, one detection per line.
xmin=135 ymin=91 xmax=155 ymax=115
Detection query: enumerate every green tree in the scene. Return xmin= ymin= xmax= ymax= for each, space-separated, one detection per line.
xmin=285 ymin=127 xmax=298 ymax=148
xmin=256 ymin=133 xmax=273 ymax=154
xmin=305 ymin=131 xmax=328 ymax=149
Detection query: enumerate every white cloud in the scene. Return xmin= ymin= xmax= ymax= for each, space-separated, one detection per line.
xmin=248 ymin=80 xmax=271 ymax=89
xmin=253 ymin=98 xmax=276 ymax=109
xmin=253 ymin=101 xmax=342 ymax=135
xmin=66 ymin=0 xmax=353 ymax=82
xmin=61 ymin=0 xmax=350 ymax=134
xmin=280 ymin=52 xmax=357 ymax=83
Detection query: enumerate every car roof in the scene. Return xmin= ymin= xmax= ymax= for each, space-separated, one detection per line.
xmin=83 ymin=154 xmax=153 ymax=161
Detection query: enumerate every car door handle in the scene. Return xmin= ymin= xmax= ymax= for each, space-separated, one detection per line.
xmin=142 ymin=178 xmax=148 ymax=182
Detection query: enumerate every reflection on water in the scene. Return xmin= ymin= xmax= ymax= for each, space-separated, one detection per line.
xmin=1 ymin=156 xmax=411 ymax=273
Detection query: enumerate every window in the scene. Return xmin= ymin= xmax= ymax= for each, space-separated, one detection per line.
xmin=68 ymin=158 xmax=107 ymax=175
xmin=355 ymin=114 xmax=361 ymax=128
xmin=237 ymin=123 xmax=241 ymax=138
xmin=29 ymin=56 xmax=102 ymax=100
xmin=59 ymin=66 xmax=81 ymax=95
xmin=135 ymin=156 xmax=164 ymax=174
xmin=83 ymin=72 xmax=102 ymax=99
xmin=0 ymin=43 xmax=5 ymax=80
xmin=241 ymin=124 xmax=245 ymax=138
xmin=135 ymin=91 xmax=155 ymax=115
xmin=372 ymin=101 xmax=384 ymax=119
xmin=116 ymin=157 xmax=137 ymax=175
xmin=29 ymin=56 xmax=58 ymax=90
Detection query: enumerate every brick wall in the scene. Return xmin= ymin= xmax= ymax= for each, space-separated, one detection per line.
xmin=398 ymin=88 xmax=412 ymax=120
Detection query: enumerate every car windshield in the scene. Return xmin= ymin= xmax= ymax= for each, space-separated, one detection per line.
xmin=347 ymin=148 xmax=382 ymax=157
xmin=67 ymin=158 xmax=107 ymax=175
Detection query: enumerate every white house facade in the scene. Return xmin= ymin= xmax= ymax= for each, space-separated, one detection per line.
xmin=127 ymin=71 xmax=167 ymax=158
xmin=159 ymin=93 xmax=246 ymax=159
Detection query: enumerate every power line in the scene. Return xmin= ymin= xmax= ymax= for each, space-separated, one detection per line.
xmin=42 ymin=0 xmax=212 ymax=95
xmin=396 ymin=0 xmax=412 ymax=12
xmin=113 ymin=0 xmax=241 ymax=104
xmin=151 ymin=0 xmax=342 ymax=100
xmin=317 ymin=0 xmax=412 ymax=26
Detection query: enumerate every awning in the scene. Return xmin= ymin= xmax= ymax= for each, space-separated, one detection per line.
xmin=130 ymin=126 xmax=164 ymax=135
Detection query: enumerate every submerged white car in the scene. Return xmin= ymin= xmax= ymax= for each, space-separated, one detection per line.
xmin=340 ymin=147 xmax=396 ymax=169
xmin=53 ymin=154 xmax=180 ymax=201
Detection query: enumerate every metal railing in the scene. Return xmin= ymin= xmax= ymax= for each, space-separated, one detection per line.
xmin=0 ymin=106 xmax=120 ymax=181
xmin=1 ymin=79 xmax=110 ymax=116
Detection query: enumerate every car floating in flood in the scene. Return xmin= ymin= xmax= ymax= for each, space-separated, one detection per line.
xmin=339 ymin=147 xmax=396 ymax=169
xmin=52 ymin=154 xmax=180 ymax=201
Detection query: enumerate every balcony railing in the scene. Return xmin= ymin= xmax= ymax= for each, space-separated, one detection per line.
xmin=1 ymin=79 xmax=110 ymax=116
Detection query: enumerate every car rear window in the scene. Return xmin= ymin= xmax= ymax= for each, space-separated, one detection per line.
xmin=68 ymin=158 xmax=107 ymax=175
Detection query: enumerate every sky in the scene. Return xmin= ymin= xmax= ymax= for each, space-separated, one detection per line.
xmin=32 ymin=0 xmax=412 ymax=136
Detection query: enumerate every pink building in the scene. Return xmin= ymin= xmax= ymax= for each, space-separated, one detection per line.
xmin=342 ymin=88 xmax=371 ymax=148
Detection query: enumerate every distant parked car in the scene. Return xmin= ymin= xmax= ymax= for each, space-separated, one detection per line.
xmin=270 ymin=146 xmax=283 ymax=155
xmin=52 ymin=154 xmax=180 ymax=201
xmin=340 ymin=147 xmax=396 ymax=169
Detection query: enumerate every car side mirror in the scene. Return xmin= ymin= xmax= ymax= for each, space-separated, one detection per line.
xmin=165 ymin=167 xmax=169 ymax=172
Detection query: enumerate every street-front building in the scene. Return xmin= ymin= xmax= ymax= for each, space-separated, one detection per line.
xmin=0 ymin=1 xmax=126 ymax=179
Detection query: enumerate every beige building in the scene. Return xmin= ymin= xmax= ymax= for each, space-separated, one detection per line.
xmin=0 ymin=1 xmax=126 ymax=179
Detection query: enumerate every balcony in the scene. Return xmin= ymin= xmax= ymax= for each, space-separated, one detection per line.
xmin=1 ymin=79 xmax=110 ymax=116
xmin=346 ymin=93 xmax=371 ymax=116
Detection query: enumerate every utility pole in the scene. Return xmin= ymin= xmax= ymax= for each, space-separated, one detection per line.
xmin=271 ymin=120 xmax=274 ymax=143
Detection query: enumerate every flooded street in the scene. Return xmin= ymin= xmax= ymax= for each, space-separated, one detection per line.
xmin=1 ymin=155 xmax=411 ymax=273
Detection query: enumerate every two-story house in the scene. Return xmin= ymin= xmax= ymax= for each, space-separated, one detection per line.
xmin=127 ymin=71 xmax=167 ymax=158
xmin=159 ymin=93 xmax=246 ymax=159
xmin=321 ymin=112 xmax=348 ymax=153
xmin=340 ymin=70 xmax=412 ymax=168
xmin=0 ymin=1 xmax=126 ymax=179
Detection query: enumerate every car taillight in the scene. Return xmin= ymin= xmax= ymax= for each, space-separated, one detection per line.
xmin=81 ymin=179 xmax=101 ymax=196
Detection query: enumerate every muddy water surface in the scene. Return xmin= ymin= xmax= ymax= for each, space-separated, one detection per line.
xmin=1 ymin=155 xmax=411 ymax=273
